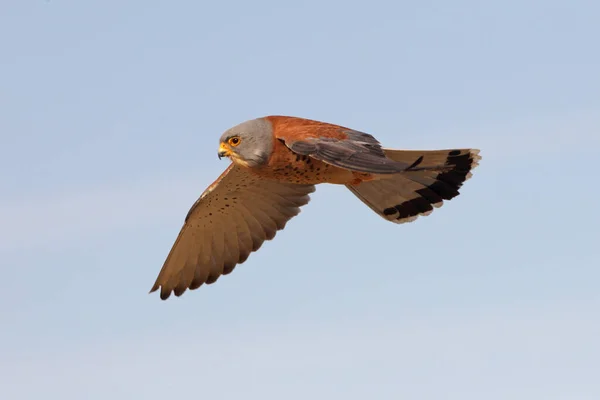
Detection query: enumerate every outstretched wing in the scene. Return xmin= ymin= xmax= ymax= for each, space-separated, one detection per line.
xmin=150 ymin=164 xmax=315 ymax=300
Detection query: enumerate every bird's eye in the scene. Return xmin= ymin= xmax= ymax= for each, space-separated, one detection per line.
xmin=228 ymin=137 xmax=241 ymax=146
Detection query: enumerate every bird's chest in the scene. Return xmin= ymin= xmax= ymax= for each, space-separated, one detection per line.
xmin=254 ymin=148 xmax=353 ymax=185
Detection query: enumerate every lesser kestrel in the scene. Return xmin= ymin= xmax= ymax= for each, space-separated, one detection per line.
xmin=150 ymin=116 xmax=481 ymax=299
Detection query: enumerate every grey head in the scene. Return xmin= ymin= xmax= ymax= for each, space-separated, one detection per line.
xmin=218 ymin=118 xmax=274 ymax=168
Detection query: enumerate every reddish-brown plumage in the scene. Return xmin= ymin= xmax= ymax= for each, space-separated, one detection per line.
xmin=246 ymin=116 xmax=372 ymax=185
xmin=265 ymin=115 xmax=350 ymax=142
xmin=150 ymin=115 xmax=481 ymax=300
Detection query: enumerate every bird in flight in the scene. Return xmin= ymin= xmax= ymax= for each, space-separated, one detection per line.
xmin=150 ymin=116 xmax=481 ymax=300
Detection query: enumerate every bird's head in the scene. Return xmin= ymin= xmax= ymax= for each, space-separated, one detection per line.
xmin=218 ymin=118 xmax=274 ymax=168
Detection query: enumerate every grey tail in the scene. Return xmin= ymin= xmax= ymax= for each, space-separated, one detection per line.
xmin=346 ymin=148 xmax=481 ymax=224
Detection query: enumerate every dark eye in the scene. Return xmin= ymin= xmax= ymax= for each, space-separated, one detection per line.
xmin=229 ymin=137 xmax=241 ymax=146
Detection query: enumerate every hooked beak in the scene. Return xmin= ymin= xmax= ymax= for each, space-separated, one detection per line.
xmin=218 ymin=142 xmax=231 ymax=160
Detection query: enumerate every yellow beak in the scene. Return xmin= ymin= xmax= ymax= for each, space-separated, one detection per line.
xmin=218 ymin=142 xmax=232 ymax=159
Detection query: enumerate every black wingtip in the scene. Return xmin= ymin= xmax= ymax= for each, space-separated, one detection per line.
xmin=149 ymin=283 xmax=173 ymax=301
xmin=405 ymin=155 xmax=424 ymax=171
xmin=160 ymin=288 xmax=172 ymax=300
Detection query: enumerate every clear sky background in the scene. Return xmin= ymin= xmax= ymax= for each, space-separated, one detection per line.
xmin=1 ymin=1 xmax=599 ymax=399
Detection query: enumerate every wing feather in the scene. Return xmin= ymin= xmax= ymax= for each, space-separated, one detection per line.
xmin=206 ymin=220 xmax=225 ymax=283
xmin=248 ymin=190 xmax=295 ymax=227
xmin=237 ymin=207 xmax=267 ymax=251
xmin=279 ymin=132 xmax=414 ymax=174
xmin=150 ymin=164 xmax=315 ymax=300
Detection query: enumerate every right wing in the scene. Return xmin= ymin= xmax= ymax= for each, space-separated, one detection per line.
xmin=150 ymin=164 xmax=315 ymax=300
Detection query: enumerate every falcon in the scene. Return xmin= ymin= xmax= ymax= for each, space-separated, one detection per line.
xmin=150 ymin=116 xmax=481 ymax=300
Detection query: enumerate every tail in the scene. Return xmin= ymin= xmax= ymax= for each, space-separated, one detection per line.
xmin=346 ymin=148 xmax=481 ymax=224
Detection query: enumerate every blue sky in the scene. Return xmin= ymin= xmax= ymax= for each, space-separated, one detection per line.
xmin=1 ymin=0 xmax=599 ymax=399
